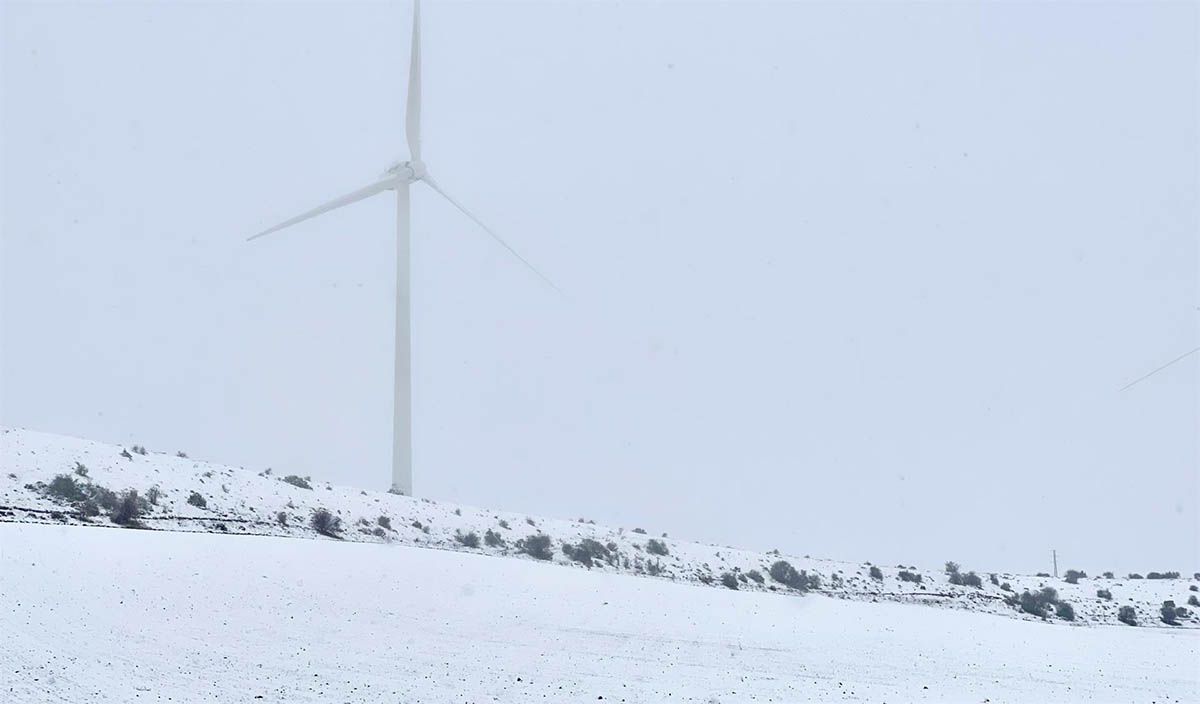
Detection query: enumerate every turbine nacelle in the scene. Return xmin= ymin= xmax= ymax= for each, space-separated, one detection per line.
xmin=384 ymin=160 xmax=427 ymax=184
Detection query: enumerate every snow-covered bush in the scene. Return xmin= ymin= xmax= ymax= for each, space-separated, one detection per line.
xmin=1160 ymin=601 xmax=1179 ymax=625
xmin=720 ymin=572 xmax=739 ymax=590
xmin=377 ymin=515 xmax=391 ymax=530
xmin=869 ymin=566 xmax=884 ymax=581
xmin=746 ymin=569 xmax=764 ymax=584
xmin=110 ymin=490 xmax=141 ymax=526
xmin=187 ymin=492 xmax=206 ymax=508
xmin=898 ymin=570 xmax=923 ymax=584
xmin=518 ymin=533 xmax=553 ymax=560
xmin=1096 ymin=588 xmax=1112 ymax=601
xmin=646 ymin=539 xmax=669 ymax=556
xmin=455 ymin=530 xmax=480 ymax=548
xmin=1118 ymin=606 xmax=1137 ymax=625
xmin=1064 ymin=570 xmax=1086 ymax=584
xmin=282 ymin=475 xmax=312 ymax=490
xmin=310 ymin=508 xmax=342 ymax=538
xmin=484 ymin=529 xmax=506 ymax=548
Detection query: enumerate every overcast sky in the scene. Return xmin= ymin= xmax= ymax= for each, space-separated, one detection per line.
xmin=2 ymin=1 xmax=1196 ymax=575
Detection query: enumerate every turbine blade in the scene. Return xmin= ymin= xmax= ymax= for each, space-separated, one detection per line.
xmin=406 ymin=0 xmax=422 ymax=162
xmin=248 ymin=177 xmax=397 ymax=241
xmin=1119 ymin=344 xmax=1200 ymax=391
xmin=422 ymin=177 xmax=563 ymax=295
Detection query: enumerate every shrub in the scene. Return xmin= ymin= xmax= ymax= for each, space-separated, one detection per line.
xmin=1190 ymin=585 xmax=1198 ymax=592
xmin=1056 ymin=602 xmax=1075 ymax=621
xmin=110 ymin=490 xmax=141 ymax=526
xmin=869 ymin=566 xmax=884 ymax=581
xmin=176 ymin=451 xmax=188 ymax=458
xmin=45 ymin=474 xmax=89 ymax=503
xmin=377 ymin=515 xmax=392 ymax=530
xmin=1189 ymin=595 xmax=1200 ymax=608
xmin=1128 ymin=573 xmax=1143 ymax=579
xmin=1096 ymin=588 xmax=1112 ymax=600
xmin=310 ymin=508 xmax=342 ymax=537
xmin=525 ymin=517 xmax=536 ymax=527
xmin=282 ymin=475 xmax=312 ymax=490
xmin=120 ymin=449 xmax=133 ymax=459
xmin=1017 ymin=587 xmax=1061 ymax=618
xmin=145 ymin=485 xmax=160 ymax=505
xmin=484 ymin=529 xmax=506 ymax=548
xmin=898 ymin=570 xmax=923 ymax=584
xmin=1102 ymin=571 xmax=1114 ymax=579
xmin=1036 ymin=573 xmax=1051 ymax=578
xmin=989 ymin=573 xmax=999 ymax=586
xmin=187 ymin=491 xmax=207 ymax=508
xmin=562 ymin=539 xmax=612 ymax=568
xmin=769 ymin=560 xmax=819 ymax=591
xmin=455 ymin=531 xmax=480 ymax=548
xmin=746 ymin=569 xmax=764 ymax=584
xmin=1000 ymin=582 xmax=1012 ymax=592
xmin=646 ymin=559 xmax=664 ymax=576
xmin=372 ymin=527 xmax=386 ymax=538
xmin=131 ymin=445 xmax=147 ymax=455
xmin=518 ymin=533 xmax=553 ymax=560
xmin=498 ymin=519 xmax=510 ymax=530
xmin=73 ymin=462 xmax=88 ymax=477
xmin=944 ymin=561 xmax=960 ymax=575
xmin=632 ymin=527 xmax=647 ymax=534
xmin=454 ymin=508 xmax=462 ymax=516
xmin=1118 ymin=606 xmax=1137 ymax=626
xmin=1161 ymin=601 xmax=1179 ymax=625
xmin=720 ymin=572 xmax=739 ymax=590
xmin=1147 ymin=572 xmax=1180 ymax=580
xmin=961 ymin=571 xmax=983 ymax=588
xmin=276 ymin=511 xmax=288 ymax=526
xmin=1064 ymin=569 xmax=1086 ymax=584
xmin=646 ymin=539 xmax=669 ymax=556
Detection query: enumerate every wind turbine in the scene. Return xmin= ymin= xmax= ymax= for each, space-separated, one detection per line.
xmin=248 ymin=0 xmax=558 ymax=496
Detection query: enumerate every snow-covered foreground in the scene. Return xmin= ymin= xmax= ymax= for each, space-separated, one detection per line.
xmin=5 ymin=427 xmax=1197 ymax=631
xmin=2 ymin=523 xmax=1196 ymax=704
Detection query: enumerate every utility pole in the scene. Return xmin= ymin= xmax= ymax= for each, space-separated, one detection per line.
xmin=1052 ymin=549 xmax=1058 ymax=578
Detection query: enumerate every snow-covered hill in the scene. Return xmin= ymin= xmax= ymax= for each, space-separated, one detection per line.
xmin=3 ymin=523 xmax=1197 ymax=703
xmin=2 ymin=427 xmax=1198 ymax=632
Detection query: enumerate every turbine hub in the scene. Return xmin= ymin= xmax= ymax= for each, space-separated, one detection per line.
xmin=384 ymin=160 xmax=426 ymax=183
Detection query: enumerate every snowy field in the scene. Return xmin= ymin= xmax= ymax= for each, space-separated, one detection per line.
xmin=5 ymin=427 xmax=1196 ymax=630
xmin=1 ymin=522 xmax=1196 ymax=703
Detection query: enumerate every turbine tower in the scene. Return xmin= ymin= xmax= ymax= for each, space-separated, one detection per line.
xmin=248 ymin=0 xmax=557 ymax=496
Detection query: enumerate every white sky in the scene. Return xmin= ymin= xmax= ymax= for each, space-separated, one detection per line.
xmin=2 ymin=1 xmax=1196 ymax=575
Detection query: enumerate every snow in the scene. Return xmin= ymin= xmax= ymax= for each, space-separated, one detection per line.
xmin=2 ymin=522 xmax=1197 ymax=703
xmin=3 ymin=427 xmax=1197 ymax=631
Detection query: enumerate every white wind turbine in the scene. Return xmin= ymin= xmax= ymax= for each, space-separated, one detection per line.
xmin=248 ymin=0 xmax=558 ymax=496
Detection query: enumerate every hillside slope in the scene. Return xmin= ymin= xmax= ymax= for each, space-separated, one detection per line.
xmin=2 ymin=426 xmax=1197 ymax=630
xmin=2 ymin=523 xmax=1197 ymax=703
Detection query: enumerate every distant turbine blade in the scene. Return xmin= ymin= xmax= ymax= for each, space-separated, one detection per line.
xmin=1119 ymin=344 xmax=1200 ymax=391
xmin=422 ymin=177 xmax=563 ymax=295
xmin=406 ymin=0 xmax=422 ymax=162
xmin=248 ymin=177 xmax=397 ymax=241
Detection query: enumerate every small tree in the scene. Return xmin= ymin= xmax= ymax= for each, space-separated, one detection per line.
xmin=1118 ymin=606 xmax=1137 ymax=626
xmin=455 ymin=531 xmax=480 ymax=548
xmin=1161 ymin=601 xmax=1179 ymax=625
xmin=1102 ymin=571 xmax=1114 ymax=579
xmin=145 ymin=485 xmax=161 ymax=505
xmin=518 ymin=533 xmax=554 ymax=560
xmin=944 ymin=561 xmax=960 ymax=575
xmin=646 ymin=539 xmax=669 ymax=556
xmin=720 ymin=572 xmax=739 ymax=590
xmin=1064 ymin=569 xmax=1086 ymax=584
xmin=276 ymin=511 xmax=288 ymax=526
xmin=989 ymin=573 xmax=1000 ymax=586
xmin=187 ymin=491 xmax=207 ymax=508
xmin=484 ymin=529 xmax=506 ymax=548
xmin=310 ymin=508 xmax=342 ymax=537
xmin=110 ymin=490 xmax=141 ymax=526
xmin=869 ymin=565 xmax=884 ymax=581
xmin=1055 ymin=602 xmax=1075 ymax=621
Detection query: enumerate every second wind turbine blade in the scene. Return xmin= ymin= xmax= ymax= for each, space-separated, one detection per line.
xmin=249 ymin=177 xmax=398 ymax=241
xmin=422 ymin=177 xmax=563 ymax=296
